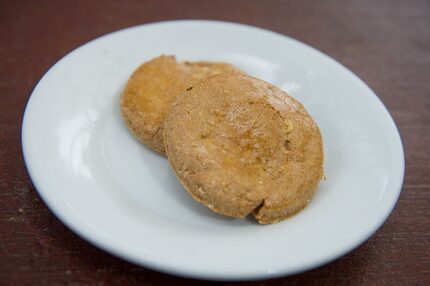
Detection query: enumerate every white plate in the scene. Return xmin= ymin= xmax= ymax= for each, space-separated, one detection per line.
xmin=22 ymin=20 xmax=404 ymax=280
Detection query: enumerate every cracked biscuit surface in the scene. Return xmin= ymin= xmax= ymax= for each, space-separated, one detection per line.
xmin=121 ymin=55 xmax=242 ymax=153
xmin=164 ymin=74 xmax=324 ymax=224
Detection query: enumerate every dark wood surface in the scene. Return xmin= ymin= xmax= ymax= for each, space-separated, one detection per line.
xmin=1 ymin=0 xmax=429 ymax=285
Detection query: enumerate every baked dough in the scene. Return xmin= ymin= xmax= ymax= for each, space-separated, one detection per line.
xmin=164 ymin=74 xmax=324 ymax=224
xmin=121 ymin=55 xmax=242 ymax=153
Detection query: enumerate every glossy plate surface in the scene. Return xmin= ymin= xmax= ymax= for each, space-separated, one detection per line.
xmin=22 ymin=20 xmax=404 ymax=280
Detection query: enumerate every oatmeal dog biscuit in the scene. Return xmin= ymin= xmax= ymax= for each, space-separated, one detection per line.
xmin=121 ymin=55 xmax=242 ymax=153
xmin=164 ymin=74 xmax=324 ymax=224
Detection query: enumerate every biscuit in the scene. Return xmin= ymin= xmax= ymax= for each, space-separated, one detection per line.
xmin=164 ymin=74 xmax=324 ymax=224
xmin=121 ymin=55 xmax=242 ymax=153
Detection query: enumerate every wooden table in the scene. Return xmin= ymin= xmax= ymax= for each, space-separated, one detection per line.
xmin=1 ymin=0 xmax=429 ymax=285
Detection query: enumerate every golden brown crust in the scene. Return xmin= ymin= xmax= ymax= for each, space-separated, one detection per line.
xmin=121 ymin=55 xmax=242 ymax=153
xmin=164 ymin=74 xmax=324 ymax=224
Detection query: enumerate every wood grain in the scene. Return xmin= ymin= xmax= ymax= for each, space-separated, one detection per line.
xmin=1 ymin=0 xmax=429 ymax=285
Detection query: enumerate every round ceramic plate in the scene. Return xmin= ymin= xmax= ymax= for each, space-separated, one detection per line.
xmin=22 ymin=20 xmax=404 ymax=280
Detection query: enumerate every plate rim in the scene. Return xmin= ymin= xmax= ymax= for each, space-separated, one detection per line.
xmin=21 ymin=19 xmax=405 ymax=281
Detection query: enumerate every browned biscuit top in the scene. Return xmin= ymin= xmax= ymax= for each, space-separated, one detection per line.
xmin=164 ymin=73 xmax=324 ymax=224
xmin=121 ymin=55 xmax=242 ymax=153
